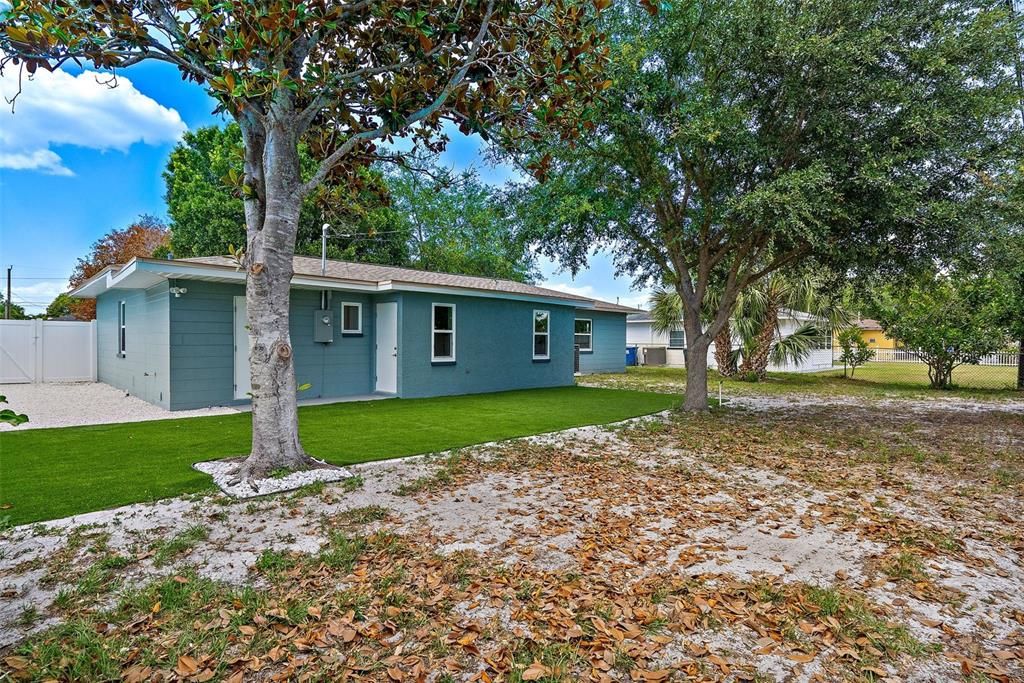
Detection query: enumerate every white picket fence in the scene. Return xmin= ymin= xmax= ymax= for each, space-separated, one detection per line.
xmin=0 ymin=319 xmax=97 ymax=383
xmin=868 ymin=348 xmax=1017 ymax=366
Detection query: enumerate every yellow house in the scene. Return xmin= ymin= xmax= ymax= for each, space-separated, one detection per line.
xmin=832 ymin=318 xmax=898 ymax=349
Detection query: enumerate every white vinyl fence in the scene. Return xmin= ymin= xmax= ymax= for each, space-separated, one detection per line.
xmin=0 ymin=319 xmax=97 ymax=384
xmin=868 ymin=348 xmax=1017 ymax=366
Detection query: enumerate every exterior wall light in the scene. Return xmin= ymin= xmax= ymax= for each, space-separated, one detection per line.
xmin=169 ymin=287 xmax=188 ymax=298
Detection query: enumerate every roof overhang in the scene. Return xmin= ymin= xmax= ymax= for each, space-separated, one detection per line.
xmin=72 ymin=257 xmax=597 ymax=309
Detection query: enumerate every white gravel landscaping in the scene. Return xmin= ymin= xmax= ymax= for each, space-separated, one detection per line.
xmin=0 ymin=382 xmax=241 ymax=430
xmin=193 ymin=458 xmax=355 ymax=497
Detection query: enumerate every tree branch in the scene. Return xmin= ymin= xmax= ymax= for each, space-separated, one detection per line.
xmin=297 ymin=0 xmax=497 ymax=198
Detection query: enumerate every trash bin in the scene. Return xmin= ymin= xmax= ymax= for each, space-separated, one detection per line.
xmin=625 ymin=346 xmax=638 ymax=367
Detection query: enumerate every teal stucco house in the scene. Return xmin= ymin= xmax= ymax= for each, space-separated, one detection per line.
xmin=71 ymin=256 xmax=635 ymax=410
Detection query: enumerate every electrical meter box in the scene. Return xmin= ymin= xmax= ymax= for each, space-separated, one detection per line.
xmin=314 ymin=309 xmax=333 ymax=343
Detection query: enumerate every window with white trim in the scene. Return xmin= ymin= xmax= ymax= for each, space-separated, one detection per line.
xmin=533 ymin=310 xmax=550 ymax=359
xmin=341 ymin=302 xmax=362 ymax=334
xmin=118 ymin=300 xmax=127 ymax=357
xmin=668 ymin=330 xmax=685 ymax=349
xmin=431 ymin=303 xmax=455 ymax=361
xmin=574 ymin=319 xmax=592 ymax=352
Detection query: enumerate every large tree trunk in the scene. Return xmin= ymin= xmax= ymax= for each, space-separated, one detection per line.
xmin=232 ymin=120 xmax=317 ymax=482
xmin=683 ymin=338 xmax=712 ymax=410
xmin=681 ymin=304 xmax=712 ymax=412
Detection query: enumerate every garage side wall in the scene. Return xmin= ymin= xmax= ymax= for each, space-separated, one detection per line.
xmin=96 ymin=283 xmax=171 ymax=408
xmin=167 ymin=281 xmax=377 ymax=410
xmin=168 ymin=279 xmax=240 ymax=410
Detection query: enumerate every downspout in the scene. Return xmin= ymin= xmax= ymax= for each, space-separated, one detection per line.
xmin=321 ymin=223 xmax=329 ymax=310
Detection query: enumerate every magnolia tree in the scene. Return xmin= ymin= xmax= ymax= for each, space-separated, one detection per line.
xmin=1 ymin=0 xmax=610 ymax=479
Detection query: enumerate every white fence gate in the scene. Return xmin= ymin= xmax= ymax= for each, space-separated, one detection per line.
xmin=0 ymin=320 xmax=97 ymax=383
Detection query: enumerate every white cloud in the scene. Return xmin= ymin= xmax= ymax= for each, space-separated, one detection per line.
xmin=0 ymin=64 xmax=186 ymax=175
xmin=542 ymin=281 xmax=650 ymax=310
xmin=10 ymin=280 xmax=69 ymax=314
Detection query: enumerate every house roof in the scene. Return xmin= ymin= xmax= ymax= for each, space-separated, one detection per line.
xmin=855 ymin=318 xmax=883 ymax=331
xmin=72 ymin=255 xmax=639 ymax=313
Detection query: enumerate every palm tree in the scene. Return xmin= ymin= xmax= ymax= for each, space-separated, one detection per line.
xmin=735 ymin=271 xmax=851 ymax=380
xmin=649 ymin=286 xmax=740 ymax=377
xmin=649 ymin=272 xmax=851 ymax=381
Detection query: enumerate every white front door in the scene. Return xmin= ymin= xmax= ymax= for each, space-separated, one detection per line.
xmin=375 ymin=302 xmax=398 ymax=393
xmin=233 ymin=296 xmax=252 ymax=399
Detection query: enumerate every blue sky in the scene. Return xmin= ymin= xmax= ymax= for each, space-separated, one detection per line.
xmin=0 ymin=60 xmax=650 ymax=314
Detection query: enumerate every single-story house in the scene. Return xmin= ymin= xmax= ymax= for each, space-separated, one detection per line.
xmin=838 ymin=317 xmax=898 ymax=350
xmin=626 ymin=307 xmax=834 ymax=373
xmin=71 ymin=256 xmax=636 ymax=410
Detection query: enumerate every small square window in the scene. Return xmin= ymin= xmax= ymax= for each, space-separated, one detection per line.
xmin=668 ymin=330 xmax=685 ymax=349
xmin=341 ymin=302 xmax=362 ymax=334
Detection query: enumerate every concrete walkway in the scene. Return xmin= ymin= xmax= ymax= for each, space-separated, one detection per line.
xmin=0 ymin=383 xmax=395 ymax=431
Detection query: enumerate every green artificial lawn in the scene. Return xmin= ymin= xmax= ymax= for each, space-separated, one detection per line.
xmin=0 ymin=386 xmax=676 ymax=526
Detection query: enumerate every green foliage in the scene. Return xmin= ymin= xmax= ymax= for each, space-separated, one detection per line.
xmin=837 ymin=329 xmax=875 ymax=378
xmin=44 ymin=292 xmax=74 ymax=319
xmin=872 ymin=274 xmax=1007 ymax=389
xmin=388 ymin=165 xmax=537 ymax=281
xmin=510 ymin=0 xmax=1024 ymax=406
xmin=0 ymin=395 xmax=28 ymax=427
xmin=0 ymin=295 xmax=28 ymax=320
xmin=164 ymin=124 xmax=410 ymax=264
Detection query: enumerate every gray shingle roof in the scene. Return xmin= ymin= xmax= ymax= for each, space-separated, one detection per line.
xmin=178 ymin=255 xmax=637 ymax=312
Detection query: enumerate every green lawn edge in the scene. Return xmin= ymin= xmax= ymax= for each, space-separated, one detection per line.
xmin=0 ymin=386 xmax=676 ymax=526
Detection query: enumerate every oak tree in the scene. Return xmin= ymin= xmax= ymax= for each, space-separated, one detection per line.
xmin=2 ymin=0 xmax=610 ymax=478
xmin=510 ymin=0 xmax=1024 ymax=410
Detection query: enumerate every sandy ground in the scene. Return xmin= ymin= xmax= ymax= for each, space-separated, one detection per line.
xmin=1 ymin=395 xmax=1022 ymax=681
xmin=0 ymin=382 xmax=241 ymax=430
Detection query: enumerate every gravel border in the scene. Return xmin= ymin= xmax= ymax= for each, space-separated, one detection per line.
xmin=193 ymin=459 xmax=354 ymax=498
xmin=0 ymin=382 xmax=240 ymax=430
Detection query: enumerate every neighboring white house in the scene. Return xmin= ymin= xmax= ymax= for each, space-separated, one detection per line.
xmin=626 ymin=308 xmax=833 ymax=373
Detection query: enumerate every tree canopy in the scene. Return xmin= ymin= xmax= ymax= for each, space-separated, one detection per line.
xmin=165 ymin=124 xmax=409 ymax=265
xmin=388 ymin=165 xmax=537 ymax=281
xmin=509 ymin=0 xmax=1024 ymax=409
xmin=871 ymin=273 xmax=1007 ymax=389
xmin=44 ymin=292 xmax=74 ymax=319
xmin=68 ymin=216 xmax=170 ymax=320
xmin=1 ymin=295 xmax=28 ymax=320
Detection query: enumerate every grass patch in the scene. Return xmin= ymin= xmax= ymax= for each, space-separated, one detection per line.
xmin=317 ymin=532 xmax=367 ymax=570
xmin=0 ymin=386 xmax=675 ymax=525
xmin=339 ymin=505 xmax=389 ymax=524
xmin=881 ymin=551 xmax=928 ymax=582
xmin=588 ymin=365 xmax=1021 ymax=400
xmin=396 ymin=451 xmax=468 ymax=495
xmin=151 ymin=524 xmax=209 ymax=567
